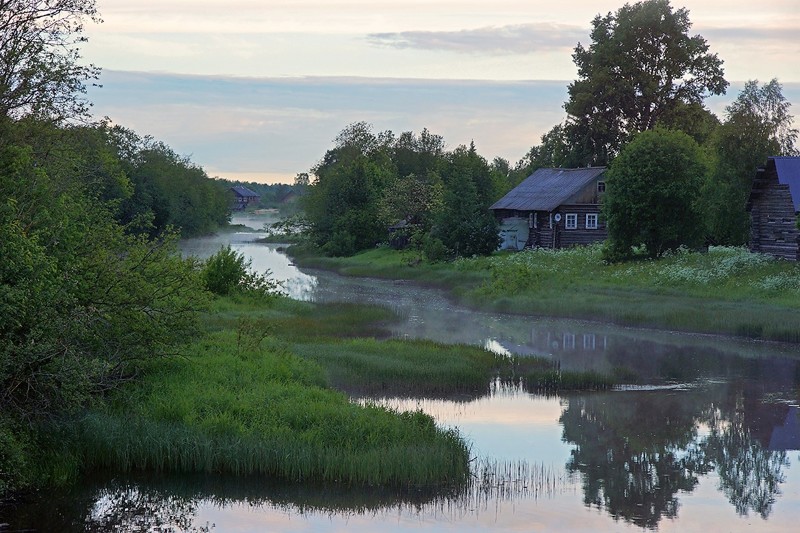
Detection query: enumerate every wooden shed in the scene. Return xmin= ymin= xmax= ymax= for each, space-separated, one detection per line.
xmin=747 ymin=157 xmax=800 ymax=261
xmin=230 ymin=186 xmax=260 ymax=211
xmin=490 ymin=167 xmax=607 ymax=250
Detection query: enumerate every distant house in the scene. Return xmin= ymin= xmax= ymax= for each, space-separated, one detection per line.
xmin=230 ymin=186 xmax=260 ymax=211
xmin=490 ymin=167 xmax=607 ymax=250
xmin=279 ymin=190 xmax=299 ymax=205
xmin=747 ymin=156 xmax=800 ymax=261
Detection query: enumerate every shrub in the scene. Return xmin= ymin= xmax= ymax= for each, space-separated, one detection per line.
xmin=202 ymin=245 xmax=282 ymax=298
xmin=202 ymin=245 xmax=249 ymax=295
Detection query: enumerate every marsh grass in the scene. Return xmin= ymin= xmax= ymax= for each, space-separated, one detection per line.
xmin=205 ymin=297 xmax=397 ymax=340
xmin=469 ymin=245 xmax=800 ymax=341
xmin=293 ymin=339 xmax=508 ymax=395
xmin=78 ymin=329 xmax=471 ymax=488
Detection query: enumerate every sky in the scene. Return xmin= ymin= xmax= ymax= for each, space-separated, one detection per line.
xmin=82 ymin=0 xmax=800 ymax=183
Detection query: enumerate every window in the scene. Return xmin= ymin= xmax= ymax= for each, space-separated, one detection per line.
xmin=597 ymin=181 xmax=606 ymax=193
xmin=586 ymin=213 xmax=598 ymax=229
xmin=565 ymin=213 xmax=577 ymax=229
xmin=563 ymin=333 xmax=575 ymax=350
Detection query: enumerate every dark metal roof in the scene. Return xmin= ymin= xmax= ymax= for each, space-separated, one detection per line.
xmin=771 ymin=157 xmax=800 ymax=211
xmin=490 ymin=167 xmax=606 ymax=212
xmin=230 ymin=185 xmax=260 ymax=198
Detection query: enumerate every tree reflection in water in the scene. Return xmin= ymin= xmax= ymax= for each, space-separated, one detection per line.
xmin=560 ymin=390 xmax=712 ymax=528
xmin=559 ymin=384 xmax=795 ymax=528
xmin=86 ymin=487 xmax=212 ymax=533
xmin=703 ymin=394 xmax=790 ymax=519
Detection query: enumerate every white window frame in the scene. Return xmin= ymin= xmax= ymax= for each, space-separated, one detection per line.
xmin=565 ymin=213 xmax=578 ymax=230
xmin=563 ymin=333 xmax=575 ymax=350
xmin=586 ymin=213 xmax=598 ymax=230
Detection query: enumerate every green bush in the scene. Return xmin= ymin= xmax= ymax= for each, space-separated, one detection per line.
xmin=202 ymin=245 xmax=249 ymax=295
xmin=422 ymin=235 xmax=447 ymax=263
xmin=202 ymin=245 xmax=283 ymax=299
xmin=0 ymin=417 xmax=32 ymax=495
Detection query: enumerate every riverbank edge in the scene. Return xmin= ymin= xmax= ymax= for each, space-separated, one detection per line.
xmin=286 ymin=244 xmax=800 ymax=344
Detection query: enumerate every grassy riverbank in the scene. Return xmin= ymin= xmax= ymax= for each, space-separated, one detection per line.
xmin=6 ymin=295 xmax=615 ymax=498
xmin=290 ymin=244 xmax=800 ymax=342
xmin=74 ymin=298 xmax=472 ymax=488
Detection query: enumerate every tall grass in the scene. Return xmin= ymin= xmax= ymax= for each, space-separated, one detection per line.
xmin=78 ymin=330 xmax=471 ymax=488
xmin=77 ymin=411 xmax=469 ymax=487
xmin=293 ymin=338 xmax=508 ymax=395
xmin=466 ymin=245 xmax=800 ymax=341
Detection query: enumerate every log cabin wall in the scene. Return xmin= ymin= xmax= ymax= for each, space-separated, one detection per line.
xmin=749 ymin=170 xmax=800 ymax=261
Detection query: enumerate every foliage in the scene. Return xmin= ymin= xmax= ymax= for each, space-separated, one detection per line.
xmin=119 ymin=136 xmax=230 ymax=238
xmin=201 ymin=246 xmax=250 ymax=296
xmin=0 ymin=142 xmax=209 ymax=422
xmin=0 ymin=0 xmax=101 ymax=121
xmin=303 ymin=123 xmax=393 ymax=255
xmin=304 ymin=124 xmax=501 ymax=259
xmin=603 ymin=129 xmax=707 ymax=259
xmin=202 ymin=245 xmax=283 ymax=299
xmin=512 ymin=123 xmax=574 ymax=178
xmin=431 ymin=143 xmax=500 ymax=258
xmin=564 ymin=0 xmax=727 ymax=165
xmin=704 ymin=79 xmax=799 ymax=245
xmin=378 ymin=171 xmax=444 ymax=230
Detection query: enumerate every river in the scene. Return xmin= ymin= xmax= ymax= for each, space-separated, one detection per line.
xmin=6 ymin=214 xmax=800 ymax=532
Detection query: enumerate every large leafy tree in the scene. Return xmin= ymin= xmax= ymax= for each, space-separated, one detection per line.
xmin=303 ymin=122 xmax=394 ymax=256
xmin=565 ymin=0 xmax=727 ymax=165
xmin=603 ymin=129 xmax=707 ymax=259
xmin=0 ymin=0 xmax=101 ymax=121
xmin=703 ymin=79 xmax=799 ymax=245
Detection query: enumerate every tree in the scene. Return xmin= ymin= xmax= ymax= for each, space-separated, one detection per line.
xmin=564 ymin=0 xmax=727 ymax=165
xmin=512 ymin=124 xmax=575 ymax=185
xmin=0 ymin=144 xmax=208 ymax=419
xmin=0 ymin=0 xmax=101 ymax=121
xmin=303 ymin=123 xmax=393 ymax=255
xmin=603 ymin=129 xmax=707 ymax=259
xmin=431 ymin=144 xmax=499 ymax=258
xmin=704 ymin=79 xmax=799 ymax=245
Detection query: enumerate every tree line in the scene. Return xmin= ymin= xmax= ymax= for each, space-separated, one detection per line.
xmin=302 ymin=125 xmax=504 ymax=258
xmin=0 ymin=1 xmax=236 ymax=496
xmin=303 ymin=0 xmax=797 ymax=260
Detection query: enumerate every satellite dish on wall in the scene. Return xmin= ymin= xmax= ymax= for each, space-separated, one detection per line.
xmin=554 ymin=214 xmax=562 ymax=222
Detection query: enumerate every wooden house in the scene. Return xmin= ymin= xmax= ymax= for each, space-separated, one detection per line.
xmin=230 ymin=186 xmax=260 ymax=211
xmin=747 ymin=157 xmax=800 ymax=261
xmin=490 ymin=167 xmax=607 ymax=250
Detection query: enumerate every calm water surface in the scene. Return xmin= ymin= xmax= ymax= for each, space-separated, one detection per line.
xmin=7 ymin=216 xmax=800 ymax=531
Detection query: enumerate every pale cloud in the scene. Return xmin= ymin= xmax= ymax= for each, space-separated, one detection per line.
xmin=700 ymin=25 xmax=800 ymax=43
xmin=367 ymin=23 xmax=586 ymax=55
xmin=87 ymin=71 xmax=800 ymax=184
xmin=84 ymin=1 xmax=800 ymax=81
